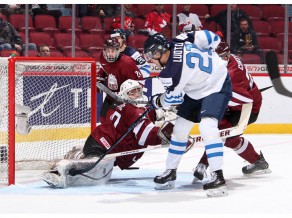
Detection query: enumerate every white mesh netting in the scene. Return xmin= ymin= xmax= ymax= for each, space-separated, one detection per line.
xmin=0 ymin=58 xmax=95 ymax=184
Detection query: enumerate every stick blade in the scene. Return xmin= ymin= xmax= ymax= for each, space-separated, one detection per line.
xmin=265 ymin=51 xmax=280 ymax=80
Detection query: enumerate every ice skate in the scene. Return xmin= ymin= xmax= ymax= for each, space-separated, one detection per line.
xmin=192 ymin=163 xmax=207 ymax=183
xmin=154 ymin=169 xmax=176 ymax=190
xmin=242 ymin=151 xmax=271 ymax=175
xmin=203 ymin=170 xmax=228 ymax=197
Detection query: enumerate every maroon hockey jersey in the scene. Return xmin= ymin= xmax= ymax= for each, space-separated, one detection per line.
xmin=227 ymin=54 xmax=262 ymax=113
xmin=91 ymin=103 xmax=161 ymax=170
xmin=97 ymin=54 xmax=144 ymax=102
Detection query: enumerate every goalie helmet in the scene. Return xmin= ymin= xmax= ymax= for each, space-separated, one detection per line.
xmin=143 ymin=33 xmax=171 ymax=61
xmin=103 ymin=37 xmax=120 ymax=63
xmin=119 ymin=79 xmax=144 ymax=105
xmin=215 ymin=42 xmax=230 ymax=58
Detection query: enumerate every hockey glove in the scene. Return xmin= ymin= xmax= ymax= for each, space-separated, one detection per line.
xmin=149 ymin=93 xmax=163 ymax=109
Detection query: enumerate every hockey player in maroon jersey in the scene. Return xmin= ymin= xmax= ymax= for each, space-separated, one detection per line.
xmin=192 ymin=42 xmax=271 ymax=182
xmin=41 ymin=79 xmax=177 ymax=188
xmin=97 ymin=36 xmax=144 ymax=123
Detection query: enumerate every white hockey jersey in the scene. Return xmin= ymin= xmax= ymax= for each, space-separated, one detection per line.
xmin=159 ymin=30 xmax=228 ymax=106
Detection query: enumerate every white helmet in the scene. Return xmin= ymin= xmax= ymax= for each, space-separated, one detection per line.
xmin=119 ymin=79 xmax=144 ymax=105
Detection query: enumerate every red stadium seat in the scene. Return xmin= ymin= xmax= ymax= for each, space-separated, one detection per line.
xmin=79 ymin=33 xmax=104 ymax=53
xmin=103 ymin=17 xmax=114 ymax=33
xmin=49 ymin=50 xmax=64 ymax=57
xmin=176 ymin=4 xmax=209 ymax=18
xmin=262 ymin=5 xmax=284 ymax=21
xmin=163 ymin=4 xmax=174 ymax=15
xmin=64 ymin=50 xmax=92 ymax=58
xmin=210 ymin=5 xmax=227 ymax=17
xmin=29 ymin=32 xmax=56 ymax=50
xmin=9 ymin=14 xmax=35 ymax=32
xmin=252 ymin=20 xmax=270 ymax=37
xmin=127 ymin=34 xmax=148 ymax=51
xmin=134 ymin=17 xmax=145 ymax=33
xmin=269 ymin=20 xmax=285 ymax=37
xmin=91 ymin=50 xmax=103 ymax=62
xmin=201 ymin=19 xmax=217 ymax=32
xmin=257 ymin=36 xmax=282 ymax=53
xmin=136 ymin=4 xmax=155 ymax=18
xmin=59 ymin=16 xmax=81 ymax=34
xmin=27 ymin=50 xmax=38 ymax=57
xmin=0 ymin=50 xmax=20 ymax=57
xmin=81 ymin=16 xmax=102 ymax=33
xmin=239 ymin=5 xmax=262 ymax=21
xmin=34 ymin=15 xmax=60 ymax=37
xmin=239 ymin=54 xmax=262 ymax=64
xmin=54 ymin=33 xmax=81 ymax=51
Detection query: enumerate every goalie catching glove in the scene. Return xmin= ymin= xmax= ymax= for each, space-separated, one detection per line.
xmin=155 ymin=107 xmax=177 ymax=127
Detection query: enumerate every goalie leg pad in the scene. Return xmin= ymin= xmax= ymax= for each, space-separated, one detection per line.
xmin=64 ymin=145 xmax=85 ymax=159
xmin=42 ymin=158 xmax=115 ymax=188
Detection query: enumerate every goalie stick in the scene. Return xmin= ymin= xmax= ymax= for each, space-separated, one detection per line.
xmin=185 ymin=102 xmax=252 ymax=152
xmin=265 ymin=51 xmax=292 ymax=98
xmin=69 ymin=104 xmax=153 ymax=176
xmin=64 ymin=103 xmax=251 ymax=176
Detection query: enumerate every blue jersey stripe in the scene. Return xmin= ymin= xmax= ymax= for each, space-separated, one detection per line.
xmin=205 ymin=143 xmax=223 ymax=150
xmin=207 ymin=152 xmax=223 ymax=158
xmin=169 ymin=148 xmax=185 ymax=155
xmin=203 ymin=30 xmax=212 ymax=45
xmin=170 ymin=140 xmax=187 ymax=147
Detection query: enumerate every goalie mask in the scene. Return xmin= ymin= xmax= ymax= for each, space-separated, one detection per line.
xmin=143 ymin=33 xmax=171 ymax=62
xmin=119 ymin=79 xmax=144 ymax=106
xmin=103 ymin=37 xmax=120 ymax=63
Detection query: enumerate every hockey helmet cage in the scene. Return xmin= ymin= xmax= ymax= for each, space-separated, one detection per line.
xmin=119 ymin=79 xmax=143 ymax=102
xmin=103 ymin=37 xmax=120 ymax=62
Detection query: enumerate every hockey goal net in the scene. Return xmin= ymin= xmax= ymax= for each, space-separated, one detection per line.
xmin=0 ymin=57 xmax=97 ymax=185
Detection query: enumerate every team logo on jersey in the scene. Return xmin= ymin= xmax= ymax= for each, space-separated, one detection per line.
xmin=108 ymin=74 xmax=118 ymax=90
xmin=100 ymin=137 xmax=111 ymax=149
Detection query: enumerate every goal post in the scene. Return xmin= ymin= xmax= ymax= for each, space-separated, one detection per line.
xmin=0 ymin=57 xmax=97 ymax=185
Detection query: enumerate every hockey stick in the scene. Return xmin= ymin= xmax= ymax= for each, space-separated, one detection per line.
xmin=265 ymin=51 xmax=292 ymax=98
xmin=68 ymin=106 xmax=153 ymax=176
xmin=96 ymin=82 xmax=149 ymax=105
xmin=104 ymin=103 xmax=252 ymax=157
xmin=259 ymin=86 xmax=273 ymax=92
xmin=185 ymin=102 xmax=252 ymax=152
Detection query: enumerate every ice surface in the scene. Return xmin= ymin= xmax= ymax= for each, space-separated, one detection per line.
xmin=0 ymin=134 xmax=292 ymax=218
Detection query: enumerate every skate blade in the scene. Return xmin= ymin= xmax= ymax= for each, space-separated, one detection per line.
xmin=243 ymin=168 xmax=272 ymax=176
xmin=206 ymin=186 xmax=228 ymax=197
xmin=154 ymin=181 xmax=175 ymax=190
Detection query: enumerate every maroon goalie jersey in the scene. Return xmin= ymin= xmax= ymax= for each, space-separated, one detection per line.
xmin=97 ymin=54 xmax=144 ymax=102
xmin=227 ymin=54 xmax=262 ymax=113
xmin=91 ymin=103 xmax=161 ymax=170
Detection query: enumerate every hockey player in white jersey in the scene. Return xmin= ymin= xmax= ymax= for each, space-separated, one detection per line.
xmin=144 ymin=31 xmax=232 ymax=197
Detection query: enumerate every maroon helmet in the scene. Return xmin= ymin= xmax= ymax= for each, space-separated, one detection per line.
xmin=215 ymin=42 xmax=230 ymax=58
xmin=103 ymin=37 xmax=120 ymax=62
